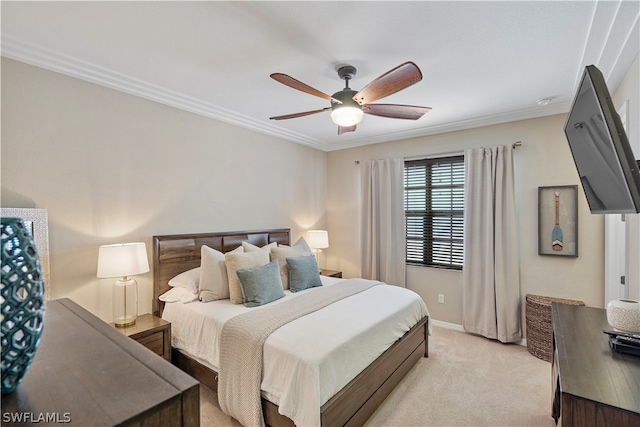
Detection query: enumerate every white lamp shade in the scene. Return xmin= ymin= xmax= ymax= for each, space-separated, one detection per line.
xmin=307 ymin=230 xmax=329 ymax=249
xmin=97 ymin=242 xmax=149 ymax=278
xmin=330 ymin=106 xmax=364 ymax=127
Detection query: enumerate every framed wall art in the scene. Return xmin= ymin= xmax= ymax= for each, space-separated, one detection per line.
xmin=1 ymin=208 xmax=51 ymax=298
xmin=538 ymin=186 xmax=578 ymax=257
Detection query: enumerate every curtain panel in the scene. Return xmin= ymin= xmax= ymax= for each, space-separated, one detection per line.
xmin=462 ymin=146 xmax=521 ymax=343
xmin=361 ymin=158 xmax=406 ymax=287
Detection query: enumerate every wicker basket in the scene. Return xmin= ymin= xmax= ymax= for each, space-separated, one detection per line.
xmin=525 ymin=294 xmax=585 ymax=362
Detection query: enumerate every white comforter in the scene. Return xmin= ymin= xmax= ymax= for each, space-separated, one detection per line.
xmin=162 ymin=277 xmax=430 ymax=426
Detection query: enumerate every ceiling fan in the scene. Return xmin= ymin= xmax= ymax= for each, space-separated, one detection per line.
xmin=269 ymin=62 xmax=431 ymax=135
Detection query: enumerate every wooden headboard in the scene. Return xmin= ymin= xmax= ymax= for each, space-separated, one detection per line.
xmin=152 ymin=228 xmax=290 ymax=316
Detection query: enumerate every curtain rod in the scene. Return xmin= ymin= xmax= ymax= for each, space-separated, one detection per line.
xmin=355 ymin=141 xmax=523 ymax=164
xmin=404 ymin=141 xmax=523 ymax=161
xmin=403 ymin=150 xmax=463 ymax=161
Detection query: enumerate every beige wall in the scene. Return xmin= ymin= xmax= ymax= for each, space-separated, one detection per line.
xmin=1 ymin=58 xmax=328 ymax=322
xmin=326 ymin=55 xmax=640 ymax=326
xmin=327 ymin=115 xmax=606 ymax=326
xmin=3 ymin=54 xmax=637 ymax=328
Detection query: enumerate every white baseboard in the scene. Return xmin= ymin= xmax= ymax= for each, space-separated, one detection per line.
xmin=431 ymin=319 xmax=465 ymax=332
xmin=431 ymin=319 xmax=528 ymax=347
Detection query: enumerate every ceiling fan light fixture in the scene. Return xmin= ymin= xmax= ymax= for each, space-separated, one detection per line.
xmin=270 ymin=62 xmax=427 ymax=133
xmin=331 ymin=106 xmax=364 ymax=127
xmin=330 ymin=88 xmax=363 ymax=127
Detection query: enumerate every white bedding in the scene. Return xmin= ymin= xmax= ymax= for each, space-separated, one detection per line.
xmin=162 ymin=276 xmax=430 ymax=426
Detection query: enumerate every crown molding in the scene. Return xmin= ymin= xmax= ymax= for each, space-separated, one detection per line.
xmin=574 ymin=0 xmax=639 ymax=93
xmin=1 ymin=35 xmax=327 ymax=150
xmin=322 ymin=103 xmax=571 ymax=151
xmin=0 ymin=34 xmax=573 ymax=152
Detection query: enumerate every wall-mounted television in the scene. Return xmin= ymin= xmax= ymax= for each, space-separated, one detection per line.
xmin=564 ymin=65 xmax=640 ymax=214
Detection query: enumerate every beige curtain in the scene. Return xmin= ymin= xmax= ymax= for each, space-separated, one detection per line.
xmin=462 ymin=146 xmax=521 ymax=343
xmin=361 ymin=158 xmax=406 ymax=287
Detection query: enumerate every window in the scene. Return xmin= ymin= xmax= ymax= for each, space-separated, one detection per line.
xmin=404 ymin=156 xmax=464 ymax=269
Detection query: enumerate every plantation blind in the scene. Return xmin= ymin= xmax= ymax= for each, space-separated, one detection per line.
xmin=404 ymin=156 xmax=464 ymax=269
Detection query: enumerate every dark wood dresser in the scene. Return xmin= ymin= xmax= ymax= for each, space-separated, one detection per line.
xmin=552 ymin=303 xmax=640 ymax=426
xmin=1 ymin=298 xmax=199 ymax=426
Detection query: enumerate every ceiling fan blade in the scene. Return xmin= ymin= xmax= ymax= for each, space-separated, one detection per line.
xmin=338 ymin=124 xmax=357 ymax=135
xmin=363 ymin=104 xmax=431 ymax=120
xmin=270 ymin=73 xmax=341 ymax=104
xmin=269 ymin=108 xmax=330 ymax=120
xmin=353 ymin=62 xmax=423 ymax=105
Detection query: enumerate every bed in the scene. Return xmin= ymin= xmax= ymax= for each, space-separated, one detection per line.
xmin=153 ymin=228 xmax=430 ymax=427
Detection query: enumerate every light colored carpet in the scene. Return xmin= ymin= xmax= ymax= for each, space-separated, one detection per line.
xmin=199 ymin=326 xmax=556 ymax=427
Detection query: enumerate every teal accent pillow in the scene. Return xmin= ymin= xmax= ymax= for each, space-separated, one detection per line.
xmin=236 ymin=259 xmax=285 ymax=307
xmin=287 ymin=255 xmax=323 ymax=293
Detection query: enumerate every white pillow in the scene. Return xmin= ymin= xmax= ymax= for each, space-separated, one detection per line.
xmin=198 ymin=245 xmax=232 ymax=302
xmin=159 ymin=287 xmax=198 ymax=304
xmin=242 ymin=241 xmax=278 ymax=253
xmin=168 ymin=267 xmax=200 ymax=294
xmin=225 ymin=250 xmax=270 ymax=304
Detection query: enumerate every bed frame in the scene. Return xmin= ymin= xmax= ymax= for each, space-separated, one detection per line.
xmin=153 ymin=228 xmax=429 ymax=427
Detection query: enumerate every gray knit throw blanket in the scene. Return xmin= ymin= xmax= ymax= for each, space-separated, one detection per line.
xmin=218 ymin=278 xmax=382 ymax=427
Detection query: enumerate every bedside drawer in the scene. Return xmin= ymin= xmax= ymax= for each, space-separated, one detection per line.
xmin=320 ymin=269 xmax=342 ymax=278
xmin=112 ymin=314 xmax=171 ymax=362
xmin=136 ymin=330 xmax=165 ymax=357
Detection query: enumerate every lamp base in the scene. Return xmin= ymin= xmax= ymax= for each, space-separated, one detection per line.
xmin=113 ymin=277 xmax=138 ymax=328
xmin=114 ymin=315 xmax=136 ymax=328
xmin=312 ymin=248 xmax=324 ymax=272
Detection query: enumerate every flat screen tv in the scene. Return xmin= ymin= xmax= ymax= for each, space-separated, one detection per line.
xmin=564 ymin=64 xmax=640 ymax=214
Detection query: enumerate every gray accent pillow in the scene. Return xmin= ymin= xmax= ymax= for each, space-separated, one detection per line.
xmin=236 ymin=259 xmax=285 ymax=307
xmin=270 ymin=236 xmax=313 ymax=290
xmin=287 ymin=255 xmax=322 ymax=293
xmin=270 ymin=244 xmax=310 ymax=290
xmin=225 ymin=250 xmax=269 ymax=304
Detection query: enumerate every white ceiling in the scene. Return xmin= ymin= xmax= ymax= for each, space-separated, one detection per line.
xmin=2 ymin=1 xmax=639 ymax=152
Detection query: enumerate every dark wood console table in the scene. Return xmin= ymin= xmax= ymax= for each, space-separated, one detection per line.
xmin=1 ymin=298 xmax=199 ymax=426
xmin=552 ymin=303 xmax=640 ymax=426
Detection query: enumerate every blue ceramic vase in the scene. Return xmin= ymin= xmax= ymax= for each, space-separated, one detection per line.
xmin=1 ymin=217 xmax=45 ymax=394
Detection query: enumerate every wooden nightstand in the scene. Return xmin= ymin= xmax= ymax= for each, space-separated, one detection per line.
xmin=112 ymin=313 xmax=171 ymax=362
xmin=320 ymin=269 xmax=342 ymax=278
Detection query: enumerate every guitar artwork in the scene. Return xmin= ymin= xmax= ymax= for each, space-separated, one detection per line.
xmin=552 ymin=191 xmax=563 ymax=251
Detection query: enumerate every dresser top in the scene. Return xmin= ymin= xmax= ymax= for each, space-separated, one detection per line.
xmin=552 ymin=303 xmax=640 ymax=415
xmin=1 ymin=298 xmax=198 ymax=426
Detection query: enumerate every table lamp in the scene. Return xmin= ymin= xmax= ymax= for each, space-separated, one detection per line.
xmin=97 ymin=242 xmax=149 ymax=327
xmin=306 ymin=230 xmax=329 ymax=270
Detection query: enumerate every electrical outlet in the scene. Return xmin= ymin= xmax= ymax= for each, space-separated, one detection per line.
xmin=438 ymin=294 xmax=445 ymax=304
